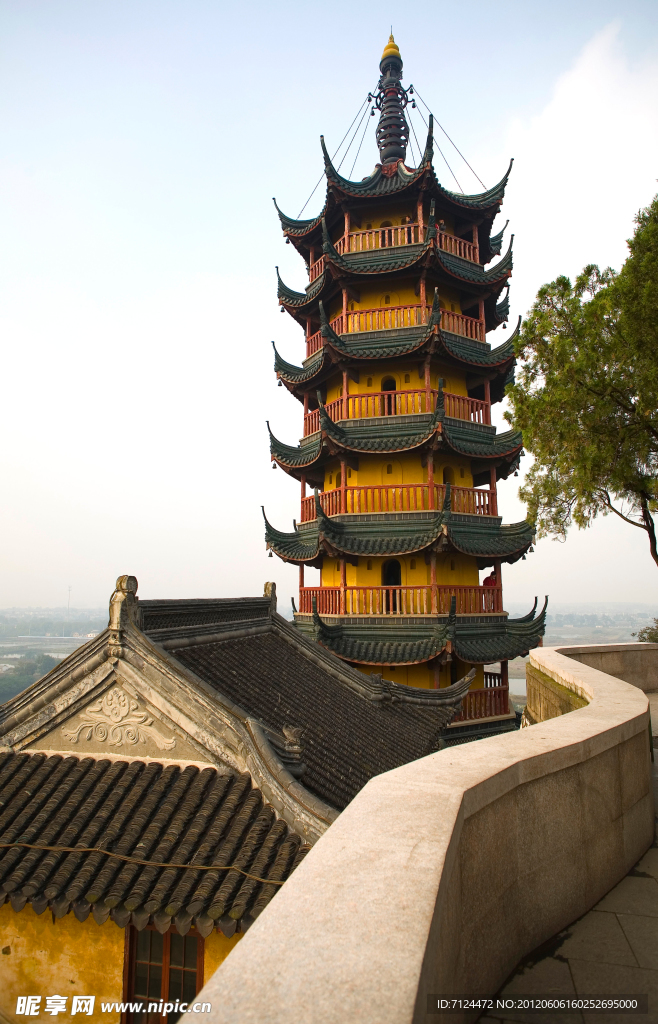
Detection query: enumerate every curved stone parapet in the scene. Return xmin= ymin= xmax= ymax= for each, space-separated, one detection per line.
xmin=197 ymin=644 xmax=655 ymax=1024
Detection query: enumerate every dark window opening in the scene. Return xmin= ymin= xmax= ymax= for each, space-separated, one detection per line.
xmin=382 ymin=559 xmax=402 ymax=612
xmin=125 ymin=927 xmax=204 ymax=1024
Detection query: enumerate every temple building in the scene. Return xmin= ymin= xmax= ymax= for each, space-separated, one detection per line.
xmin=0 ymin=575 xmax=470 ymax=1018
xmin=265 ymin=36 xmax=546 ymax=726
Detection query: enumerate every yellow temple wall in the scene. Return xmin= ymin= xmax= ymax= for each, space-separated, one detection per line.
xmin=329 ymin=204 xmax=457 ymax=239
xmin=320 ymin=553 xmax=479 ymax=588
xmin=322 ymin=454 xmax=474 ymax=490
xmin=0 ymin=903 xmax=240 ymax=1024
xmin=328 ymin=281 xmax=464 ymax=319
xmin=323 ymin=360 xmax=468 ymax=403
xmin=355 ymin=660 xmax=485 ymax=690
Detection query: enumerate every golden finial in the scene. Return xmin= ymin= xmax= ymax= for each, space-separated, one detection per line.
xmin=381 ymin=33 xmax=401 ymax=60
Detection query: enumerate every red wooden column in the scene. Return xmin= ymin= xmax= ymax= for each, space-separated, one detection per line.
xmin=489 ymin=466 xmax=498 ymax=516
xmin=483 ymin=378 xmax=491 ymax=425
xmin=494 ymin=558 xmax=502 ymax=612
xmin=427 ymin=452 xmax=435 ymax=510
xmin=472 ymin=223 xmax=479 ymax=263
xmin=430 ymin=550 xmax=437 ymax=613
xmin=340 ymin=558 xmax=346 ymax=614
xmin=478 ymin=297 xmax=485 ymax=341
xmin=342 ymin=287 xmax=348 ymax=333
xmin=424 ymin=358 xmax=432 ymax=413
xmin=343 ymin=209 xmax=350 ymax=248
xmin=300 ymin=473 xmax=306 ymax=500
xmin=342 ymin=369 xmax=349 ymax=421
xmin=501 ymin=658 xmax=509 ymax=713
xmin=299 ymin=563 xmax=304 ymax=590
xmin=340 ymin=458 xmax=347 ymax=513
xmin=419 ymin=274 xmax=427 ymax=324
xmin=417 ymin=196 xmax=424 ymax=240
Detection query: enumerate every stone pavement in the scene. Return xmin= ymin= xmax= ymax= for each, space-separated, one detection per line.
xmin=481 ymin=761 xmax=658 ymax=1024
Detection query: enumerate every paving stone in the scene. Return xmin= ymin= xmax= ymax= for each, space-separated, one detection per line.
xmin=569 ymin=958 xmax=658 ymax=1024
xmin=556 ymin=910 xmax=638 ymax=967
xmin=593 ymin=876 xmax=658 ymax=917
xmin=617 ymin=913 xmax=658 ymax=970
xmin=635 ymin=847 xmax=658 ymax=881
xmin=489 ymin=957 xmax=583 ymax=1024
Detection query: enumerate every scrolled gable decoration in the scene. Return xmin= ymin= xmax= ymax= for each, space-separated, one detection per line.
xmin=63 ymin=687 xmax=176 ymax=750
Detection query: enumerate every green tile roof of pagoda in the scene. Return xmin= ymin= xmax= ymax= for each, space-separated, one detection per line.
xmin=276 ymin=229 xmax=512 ymax=318
xmin=294 ymin=595 xmax=547 ymax=666
xmin=272 ymin=327 xmax=515 ymax=409
xmin=263 ymin=488 xmax=534 ymax=566
xmin=267 ymin=393 xmax=523 ymax=471
xmin=488 ymin=220 xmax=509 ymax=259
xmin=319 ymin=124 xmax=513 ymax=213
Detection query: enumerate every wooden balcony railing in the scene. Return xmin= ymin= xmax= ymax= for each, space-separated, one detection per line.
xmin=309 ymin=255 xmax=325 ymax=283
xmin=298 ymin=585 xmax=503 ymax=616
xmin=330 ymin=225 xmax=479 ymax=264
xmin=452 ymin=680 xmax=509 ymax=722
xmin=334 ymin=223 xmax=422 ymax=253
xmin=300 ymin=483 xmax=496 ymax=522
xmin=437 ymin=230 xmax=478 ymax=263
xmin=303 ymin=388 xmax=489 ymax=436
xmin=306 ymin=306 xmax=484 ymax=357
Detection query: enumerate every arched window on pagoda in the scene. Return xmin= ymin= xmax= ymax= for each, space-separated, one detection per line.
xmin=381 ymin=376 xmax=397 ymax=416
xmin=382 ymin=559 xmax=402 ymax=613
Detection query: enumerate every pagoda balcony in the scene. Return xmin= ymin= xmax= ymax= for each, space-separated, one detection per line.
xmin=308 ymin=225 xmax=479 ymax=282
xmin=306 ymin=305 xmax=484 ymax=357
xmin=298 ymin=584 xmax=503 ymax=616
xmin=300 ymin=483 xmax=497 ymax=522
xmin=451 ymin=672 xmax=509 ymax=721
xmin=303 ymin=387 xmax=489 ymax=437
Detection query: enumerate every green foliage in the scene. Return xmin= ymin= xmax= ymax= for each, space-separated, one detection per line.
xmin=0 ymin=654 xmax=61 ymax=705
xmin=506 ymin=195 xmax=658 ymax=566
xmin=632 ymin=618 xmax=658 ymax=643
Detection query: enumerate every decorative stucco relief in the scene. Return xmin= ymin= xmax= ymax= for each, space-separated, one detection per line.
xmin=63 ymin=687 xmax=176 ymax=750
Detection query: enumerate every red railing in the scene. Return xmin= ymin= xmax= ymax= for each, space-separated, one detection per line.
xmin=299 ymin=585 xmax=503 ymax=616
xmin=300 ymin=483 xmax=496 ymax=522
xmin=303 ymin=389 xmax=489 ymax=437
xmin=452 ymin=684 xmax=509 ymax=722
xmin=306 ymin=306 xmax=484 ymax=357
xmin=335 ymin=223 xmax=421 ymax=253
xmin=331 ymin=225 xmax=479 ymax=264
xmin=309 ymin=255 xmax=325 ymax=282
xmin=437 ymin=230 xmax=478 ymax=263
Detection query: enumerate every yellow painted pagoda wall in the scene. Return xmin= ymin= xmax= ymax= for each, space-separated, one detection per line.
xmin=328 ymin=283 xmax=463 ymax=320
xmin=354 ymin=660 xmax=484 ymax=690
xmin=0 ymin=903 xmax=240 ymax=1024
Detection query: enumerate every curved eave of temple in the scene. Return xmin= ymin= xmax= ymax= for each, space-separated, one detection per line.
xmin=432 ymin=237 xmax=513 ymax=289
xmin=441 ymin=422 xmax=523 ymax=461
xmin=321 ymin=133 xmax=431 ymax=200
xmin=276 ymin=266 xmax=333 ymax=312
xmin=428 ymin=158 xmax=514 ymax=214
xmin=447 ymin=517 xmax=534 ymax=567
xmin=319 ymin=404 xmax=443 ymax=455
xmin=481 ymin=220 xmax=509 ymax=265
xmin=299 ymin=595 xmax=547 ymax=666
xmin=323 ymin=241 xmax=432 ymax=278
xmin=266 ymin=511 xmax=533 ymax=567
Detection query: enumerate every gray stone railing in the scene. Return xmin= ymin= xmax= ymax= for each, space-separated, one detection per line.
xmin=198 ymin=645 xmax=655 ymax=1024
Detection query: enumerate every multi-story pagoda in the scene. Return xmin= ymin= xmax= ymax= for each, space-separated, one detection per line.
xmin=265 ymin=36 xmax=546 ymax=722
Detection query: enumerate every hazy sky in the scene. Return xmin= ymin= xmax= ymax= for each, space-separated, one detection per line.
xmin=1 ymin=1 xmax=658 ymax=614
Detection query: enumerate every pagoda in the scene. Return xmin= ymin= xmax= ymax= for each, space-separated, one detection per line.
xmin=264 ymin=36 xmax=546 ymax=723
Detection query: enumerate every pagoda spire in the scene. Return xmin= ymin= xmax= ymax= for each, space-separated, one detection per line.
xmin=375 ymin=34 xmax=410 ymax=166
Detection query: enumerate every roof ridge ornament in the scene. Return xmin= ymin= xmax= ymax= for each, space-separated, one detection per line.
xmin=374 ymin=35 xmax=410 ymax=166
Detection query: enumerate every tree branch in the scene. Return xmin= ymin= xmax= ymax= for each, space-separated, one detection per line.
xmin=640 ymin=493 xmax=658 ymax=568
xmin=599 ymin=491 xmax=647 ymax=529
